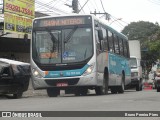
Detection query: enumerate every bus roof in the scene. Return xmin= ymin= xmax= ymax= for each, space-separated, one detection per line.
xmin=34 ymin=14 xmax=128 ymax=40
xmin=91 ymin=15 xmax=128 ymax=40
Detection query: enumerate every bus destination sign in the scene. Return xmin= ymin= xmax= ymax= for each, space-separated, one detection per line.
xmin=42 ymin=18 xmax=84 ymax=27
xmin=34 ymin=16 xmax=92 ymax=27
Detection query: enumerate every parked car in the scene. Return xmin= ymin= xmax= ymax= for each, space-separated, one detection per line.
xmin=0 ymin=58 xmax=31 ymax=98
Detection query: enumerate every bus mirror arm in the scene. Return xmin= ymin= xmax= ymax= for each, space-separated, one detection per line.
xmin=98 ymin=29 xmax=103 ymax=40
xmin=100 ymin=40 xmax=104 ymax=51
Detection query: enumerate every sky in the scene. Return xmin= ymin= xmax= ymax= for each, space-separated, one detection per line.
xmin=35 ymin=0 xmax=160 ymax=32
xmin=0 ymin=0 xmax=160 ymax=32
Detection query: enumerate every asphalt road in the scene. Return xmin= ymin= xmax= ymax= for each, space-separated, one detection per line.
xmin=0 ymin=88 xmax=160 ymax=120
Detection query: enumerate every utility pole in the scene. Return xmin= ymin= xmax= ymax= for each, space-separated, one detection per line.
xmin=90 ymin=10 xmax=110 ymax=21
xmin=72 ymin=0 xmax=78 ymax=13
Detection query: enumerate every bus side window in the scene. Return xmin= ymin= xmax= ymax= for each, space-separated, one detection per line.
xmin=114 ymin=34 xmax=120 ymax=54
xmin=123 ymin=40 xmax=128 ymax=57
xmin=102 ymin=28 xmax=108 ymax=51
xmin=108 ymin=30 xmax=114 ymax=53
xmin=95 ymin=30 xmax=101 ymax=51
xmin=126 ymin=41 xmax=130 ymax=58
xmin=119 ymin=38 xmax=124 ymax=56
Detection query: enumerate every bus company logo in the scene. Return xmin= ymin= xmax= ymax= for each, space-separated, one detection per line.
xmin=2 ymin=112 xmax=11 ymax=117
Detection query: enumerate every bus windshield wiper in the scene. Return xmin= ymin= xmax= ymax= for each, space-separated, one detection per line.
xmin=64 ymin=26 xmax=78 ymax=44
xmin=45 ymin=28 xmax=59 ymax=53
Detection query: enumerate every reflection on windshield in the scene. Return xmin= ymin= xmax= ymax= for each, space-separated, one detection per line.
xmin=33 ymin=30 xmax=61 ymax=64
xmin=130 ymin=58 xmax=137 ymax=68
xmin=33 ymin=27 xmax=93 ymax=64
xmin=64 ymin=26 xmax=78 ymax=44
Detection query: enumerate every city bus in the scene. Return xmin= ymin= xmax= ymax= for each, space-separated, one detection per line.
xmin=31 ymin=14 xmax=131 ymax=97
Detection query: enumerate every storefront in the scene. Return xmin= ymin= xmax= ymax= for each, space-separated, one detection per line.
xmin=0 ymin=12 xmax=48 ymax=63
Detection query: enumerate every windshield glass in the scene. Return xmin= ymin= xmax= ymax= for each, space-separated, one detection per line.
xmin=130 ymin=58 xmax=137 ymax=68
xmin=32 ymin=27 xmax=93 ymax=64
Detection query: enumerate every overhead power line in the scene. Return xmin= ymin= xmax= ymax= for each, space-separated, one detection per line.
xmin=93 ymin=0 xmax=100 ymax=12
xmin=148 ymin=0 xmax=160 ymax=5
xmin=78 ymin=2 xmax=85 ymax=14
xmin=78 ymin=0 xmax=90 ymax=13
xmin=35 ymin=0 xmax=56 ymax=9
xmin=99 ymin=0 xmax=106 ymax=13
xmin=35 ymin=0 xmax=69 ymax=14
xmin=110 ymin=16 xmax=125 ymax=27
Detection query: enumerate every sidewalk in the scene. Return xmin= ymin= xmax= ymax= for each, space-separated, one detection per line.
xmin=23 ymin=80 xmax=47 ymax=97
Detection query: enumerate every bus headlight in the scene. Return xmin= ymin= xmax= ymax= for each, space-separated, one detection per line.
xmin=83 ymin=64 xmax=94 ymax=76
xmin=32 ymin=69 xmax=43 ymax=78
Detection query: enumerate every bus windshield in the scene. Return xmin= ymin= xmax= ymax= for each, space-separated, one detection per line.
xmin=32 ymin=26 xmax=93 ymax=64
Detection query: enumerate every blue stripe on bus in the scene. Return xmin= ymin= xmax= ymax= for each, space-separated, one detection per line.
xmin=108 ymin=52 xmax=131 ymax=76
xmin=44 ymin=64 xmax=89 ymax=78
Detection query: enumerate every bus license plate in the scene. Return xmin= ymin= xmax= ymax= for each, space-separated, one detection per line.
xmin=56 ymin=83 xmax=68 ymax=87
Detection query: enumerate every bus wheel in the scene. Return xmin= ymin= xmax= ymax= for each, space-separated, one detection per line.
xmin=110 ymin=87 xmax=117 ymax=94
xmin=75 ymin=87 xmax=88 ymax=96
xmin=95 ymin=73 xmax=108 ymax=95
xmin=118 ymin=74 xmax=125 ymax=94
xmin=136 ymin=80 xmax=142 ymax=91
xmin=47 ymin=88 xmax=60 ymax=97
xmin=81 ymin=88 xmax=88 ymax=96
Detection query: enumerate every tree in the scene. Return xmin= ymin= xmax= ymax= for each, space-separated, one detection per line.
xmin=122 ymin=21 xmax=160 ymax=68
xmin=122 ymin=21 xmax=159 ymax=40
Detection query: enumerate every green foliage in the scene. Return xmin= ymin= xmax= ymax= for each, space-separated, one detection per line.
xmin=122 ymin=21 xmax=159 ymax=40
xmin=149 ymin=40 xmax=160 ymax=51
xmin=122 ymin=21 xmax=160 ymax=66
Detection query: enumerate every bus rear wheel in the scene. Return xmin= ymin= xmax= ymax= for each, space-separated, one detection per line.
xmin=136 ymin=80 xmax=142 ymax=91
xmin=47 ymin=88 xmax=60 ymax=97
xmin=110 ymin=87 xmax=117 ymax=94
xmin=118 ymin=74 xmax=125 ymax=94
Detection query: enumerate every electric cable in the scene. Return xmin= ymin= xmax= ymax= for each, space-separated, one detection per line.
xmin=148 ymin=0 xmax=160 ymax=5
xmin=36 ymin=0 xmax=69 ymax=14
xmin=78 ymin=0 xmax=90 ymax=13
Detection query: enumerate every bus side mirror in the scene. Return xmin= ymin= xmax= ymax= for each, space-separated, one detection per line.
xmin=100 ymin=40 xmax=105 ymax=51
xmin=98 ymin=29 xmax=103 ymax=40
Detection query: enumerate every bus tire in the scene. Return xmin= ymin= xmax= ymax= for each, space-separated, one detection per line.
xmin=118 ymin=74 xmax=125 ymax=94
xmin=110 ymin=87 xmax=117 ymax=94
xmin=95 ymin=71 xmax=108 ymax=95
xmin=75 ymin=87 xmax=88 ymax=96
xmin=47 ymin=88 xmax=60 ymax=97
xmin=81 ymin=88 xmax=88 ymax=96
xmin=136 ymin=80 xmax=142 ymax=91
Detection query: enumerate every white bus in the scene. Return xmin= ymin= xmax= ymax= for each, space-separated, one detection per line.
xmin=31 ymin=14 xmax=131 ymax=97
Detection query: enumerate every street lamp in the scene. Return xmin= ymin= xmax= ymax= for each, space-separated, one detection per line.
xmin=109 ymin=18 xmax=122 ymax=25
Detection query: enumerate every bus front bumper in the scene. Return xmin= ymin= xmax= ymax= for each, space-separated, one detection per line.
xmin=31 ymin=72 xmax=97 ymax=90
